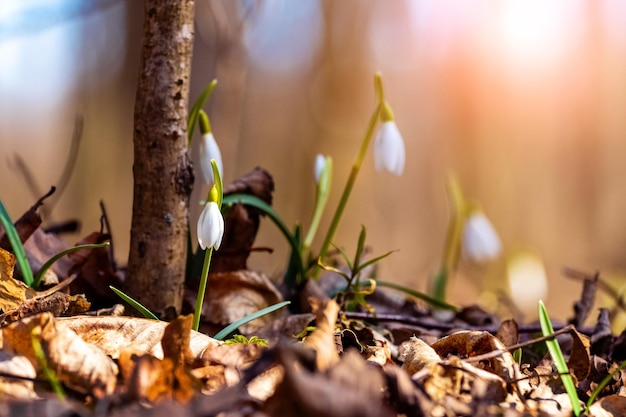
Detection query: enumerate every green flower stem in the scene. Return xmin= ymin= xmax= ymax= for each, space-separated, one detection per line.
xmin=193 ymin=159 xmax=223 ymax=332
xmin=187 ymin=79 xmax=217 ymax=145
xmin=303 ymin=158 xmax=332 ymax=252
xmin=317 ymin=74 xmax=385 ymax=270
xmin=432 ymin=175 xmax=466 ymax=301
xmin=193 ymin=246 xmax=214 ymax=331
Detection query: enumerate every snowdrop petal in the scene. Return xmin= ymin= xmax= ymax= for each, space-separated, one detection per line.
xmin=197 ymin=202 xmax=224 ymax=250
xmin=199 ymin=133 xmax=223 ymax=186
xmin=374 ymin=121 xmax=405 ymax=176
xmin=462 ymin=213 xmax=502 ymax=262
xmin=314 ymin=154 xmax=326 ymax=184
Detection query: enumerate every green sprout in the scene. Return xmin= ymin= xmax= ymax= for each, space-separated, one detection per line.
xmin=31 ymin=331 xmax=66 ymax=401
xmin=223 ymin=334 xmax=269 ymax=347
xmin=318 ymin=226 xmax=394 ymax=312
xmin=538 ymin=300 xmax=582 ymax=416
xmin=110 ymin=286 xmax=160 ymax=320
xmin=213 ymin=300 xmax=290 ymax=341
xmin=586 ymin=359 xmax=626 ymax=408
xmin=0 ymin=200 xmax=34 ymax=286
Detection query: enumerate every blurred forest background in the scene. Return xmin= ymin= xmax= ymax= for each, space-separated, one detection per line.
xmin=2 ymin=0 xmax=626 ymax=320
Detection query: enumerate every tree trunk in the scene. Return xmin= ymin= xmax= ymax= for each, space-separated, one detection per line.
xmin=126 ymin=0 xmax=195 ymax=319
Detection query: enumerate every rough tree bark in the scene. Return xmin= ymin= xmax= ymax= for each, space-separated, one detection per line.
xmin=126 ymin=0 xmax=195 ymax=319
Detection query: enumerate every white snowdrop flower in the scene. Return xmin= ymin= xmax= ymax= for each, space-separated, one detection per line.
xmin=462 ymin=212 xmax=502 ymax=262
xmin=314 ymin=154 xmax=326 ymax=184
xmin=197 ymin=201 xmax=224 ymax=250
xmin=374 ymin=121 xmax=405 ymax=176
xmin=199 ymin=132 xmax=223 ymax=186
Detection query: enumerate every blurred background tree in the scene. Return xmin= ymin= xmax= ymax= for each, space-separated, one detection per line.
xmin=2 ymin=0 xmax=626 ymax=319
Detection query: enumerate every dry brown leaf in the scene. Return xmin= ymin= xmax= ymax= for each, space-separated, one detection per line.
xmin=192 ymin=270 xmax=283 ymax=335
xmin=400 ymin=336 xmax=441 ymax=375
xmin=68 ymin=232 xmax=121 ymax=308
xmin=0 ymin=195 xmax=44 ymax=253
xmin=413 ymin=355 xmax=508 ymax=411
xmin=2 ymin=312 xmax=118 ymax=397
xmin=201 ymin=342 xmax=265 ymax=368
xmin=496 ymin=318 xmax=519 ymax=347
xmin=0 ymin=292 xmax=90 ymax=328
xmin=0 ymin=247 xmax=36 ymax=312
xmin=431 ymin=330 xmax=517 ymax=383
xmin=161 ymin=314 xmax=195 ymax=366
xmin=119 ymin=316 xmax=203 ymax=405
xmin=303 ymin=297 xmax=339 ymax=371
xmin=56 ymin=315 xmax=219 ymax=360
xmin=263 ymin=348 xmax=394 ymax=417
xmin=122 ymin=352 xmax=175 ymax=405
xmin=0 ymin=351 xmax=37 ymax=399
xmin=23 ymin=228 xmax=73 ymax=287
xmin=587 ymin=394 xmax=626 ymax=417
xmin=568 ymin=327 xmax=591 ymax=381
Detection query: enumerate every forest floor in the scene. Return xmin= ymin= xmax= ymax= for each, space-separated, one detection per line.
xmin=0 ymin=173 xmax=625 ymax=417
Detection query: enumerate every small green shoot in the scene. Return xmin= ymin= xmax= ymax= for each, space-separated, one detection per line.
xmin=32 ymin=241 xmax=110 ymax=289
xmin=223 ymin=334 xmax=269 ymax=347
xmin=538 ymin=300 xmax=582 ymax=416
xmin=0 ymin=200 xmax=34 ymax=286
xmin=110 ymin=286 xmax=159 ymax=320
xmin=31 ymin=332 xmax=66 ymax=401
xmin=317 ymin=226 xmax=394 ymax=312
xmin=213 ymin=300 xmax=290 ymax=341
xmin=586 ymin=359 xmax=626 ymax=408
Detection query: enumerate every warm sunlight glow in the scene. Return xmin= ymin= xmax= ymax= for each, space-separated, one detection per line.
xmin=495 ymin=0 xmax=584 ymax=70
xmin=507 ymin=251 xmax=548 ymax=312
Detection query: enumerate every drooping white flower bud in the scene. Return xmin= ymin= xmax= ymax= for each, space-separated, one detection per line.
xmin=197 ymin=198 xmax=224 ymax=250
xmin=199 ymin=132 xmax=223 ymax=187
xmin=462 ymin=211 xmax=502 ymax=262
xmin=374 ymin=103 xmax=405 ymax=176
xmin=197 ymin=110 xmax=223 ymax=186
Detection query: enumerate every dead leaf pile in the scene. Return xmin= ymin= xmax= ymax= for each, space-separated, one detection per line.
xmin=2 ymin=173 xmax=626 ymax=417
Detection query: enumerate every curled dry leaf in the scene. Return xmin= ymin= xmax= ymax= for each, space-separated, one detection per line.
xmin=303 ymin=297 xmax=340 ymax=371
xmin=0 ymin=247 xmax=35 ymax=312
xmin=2 ymin=312 xmax=118 ymax=397
xmin=56 ymin=316 xmax=219 ymax=360
xmin=431 ymin=330 xmax=518 ymax=383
